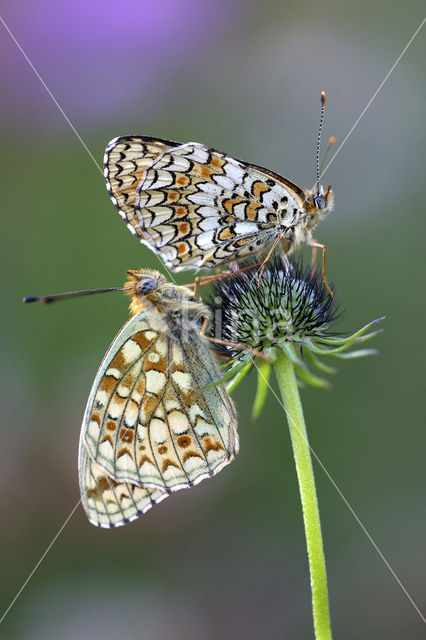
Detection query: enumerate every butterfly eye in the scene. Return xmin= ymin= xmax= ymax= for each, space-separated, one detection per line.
xmin=314 ymin=195 xmax=326 ymax=210
xmin=138 ymin=278 xmax=158 ymax=295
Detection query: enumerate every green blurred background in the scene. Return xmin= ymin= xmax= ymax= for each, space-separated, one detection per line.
xmin=1 ymin=1 xmax=425 ymax=638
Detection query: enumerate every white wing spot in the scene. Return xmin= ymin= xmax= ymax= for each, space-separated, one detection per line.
xmin=214 ymin=175 xmax=235 ymax=190
xmin=235 ymin=222 xmax=258 ymax=235
xmin=109 ymin=400 xmax=124 ymax=420
xmin=116 ymin=453 xmax=134 ymax=473
xmin=198 ymin=182 xmax=222 ymax=196
xmin=171 ymin=343 xmax=184 ymax=367
xmin=150 ymin=418 xmax=168 ymax=443
xmin=124 ymin=402 xmax=138 ymax=427
xmin=94 ymin=390 xmax=108 ymax=407
xmin=105 ymin=367 xmax=121 ymax=379
xmin=187 ymin=193 xmax=215 ymax=206
xmin=168 ymin=410 xmax=190 ymax=434
xmin=131 ymin=387 xmax=143 ymax=404
xmin=225 ymin=162 xmax=245 ymax=182
xmin=116 ymin=383 xmax=130 ymax=398
xmin=188 ymin=403 xmax=206 ymax=423
xmin=99 ymin=438 xmax=114 ymax=456
xmin=122 ymin=340 xmax=142 ymax=362
xmin=183 ymin=455 xmax=203 ymax=474
xmin=172 ymin=371 xmax=193 ymax=392
xmin=187 ymin=145 xmax=209 ymax=163
xmin=194 ymin=419 xmax=215 ymax=438
xmin=88 ymin=420 xmax=100 ymax=440
xmin=145 ymin=370 xmax=167 ymax=394
xmin=196 ymin=230 xmax=214 ymax=249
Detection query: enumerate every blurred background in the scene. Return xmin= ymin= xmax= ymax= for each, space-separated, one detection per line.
xmin=1 ymin=1 xmax=425 ymax=638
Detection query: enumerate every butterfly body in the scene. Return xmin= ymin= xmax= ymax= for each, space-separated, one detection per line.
xmin=104 ymin=136 xmax=334 ymax=271
xmin=79 ymin=269 xmax=238 ymax=528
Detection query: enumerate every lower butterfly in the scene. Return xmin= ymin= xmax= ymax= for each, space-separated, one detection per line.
xmin=25 ymin=270 xmax=238 ymax=528
xmin=104 ymin=93 xmax=334 ymax=283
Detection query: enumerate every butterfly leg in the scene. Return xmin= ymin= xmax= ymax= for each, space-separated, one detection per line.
xmin=309 ymin=244 xmax=319 ymax=280
xmin=279 ymin=237 xmax=291 ymax=272
xmin=187 ymin=261 xmax=263 ymax=290
xmin=198 ymin=268 xmax=224 ymax=283
xmin=307 ymin=240 xmax=334 ymax=299
xmin=280 ymin=236 xmax=290 ymax=253
xmin=310 ymin=244 xmax=318 ymax=270
xmin=256 ymin=234 xmax=282 ymax=288
xmin=199 ymin=318 xmax=270 ymax=360
xmin=185 ymin=269 xmax=225 ymax=292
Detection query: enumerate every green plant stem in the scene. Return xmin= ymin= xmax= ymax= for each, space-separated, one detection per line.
xmin=274 ymin=347 xmax=332 ymax=640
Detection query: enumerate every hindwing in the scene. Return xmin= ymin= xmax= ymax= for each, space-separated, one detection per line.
xmin=79 ymin=306 xmax=238 ymax=527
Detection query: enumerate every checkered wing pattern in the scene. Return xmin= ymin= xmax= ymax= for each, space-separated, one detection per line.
xmin=79 ymin=310 xmax=238 ymax=528
xmin=104 ymin=136 xmax=307 ymax=270
xmin=79 ymin=448 xmax=169 ymax=526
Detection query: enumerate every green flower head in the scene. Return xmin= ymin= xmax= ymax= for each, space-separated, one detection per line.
xmin=210 ymin=257 xmax=339 ymax=356
xmin=208 ymin=257 xmax=383 ymax=411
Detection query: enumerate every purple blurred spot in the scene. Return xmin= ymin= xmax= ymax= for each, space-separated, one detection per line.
xmin=1 ymin=0 xmax=247 ymax=126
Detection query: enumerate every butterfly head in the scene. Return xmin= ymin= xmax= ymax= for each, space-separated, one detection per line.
xmin=124 ymin=269 xmax=167 ymax=314
xmin=124 ymin=269 xmax=200 ymax=318
xmin=304 ymin=185 xmax=334 ymax=230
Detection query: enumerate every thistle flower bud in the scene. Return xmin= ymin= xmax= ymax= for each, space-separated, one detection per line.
xmin=210 ymin=257 xmax=339 ymax=357
xmin=208 ymin=257 xmax=383 ymax=400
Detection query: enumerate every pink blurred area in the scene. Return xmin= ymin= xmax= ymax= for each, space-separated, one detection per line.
xmin=1 ymin=0 xmax=249 ymax=125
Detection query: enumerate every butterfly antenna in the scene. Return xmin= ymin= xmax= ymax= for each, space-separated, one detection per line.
xmin=23 ymin=286 xmax=130 ymax=304
xmin=316 ymin=91 xmax=326 ymax=195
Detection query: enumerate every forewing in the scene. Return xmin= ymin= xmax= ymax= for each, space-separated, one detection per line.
xmin=104 ymin=135 xmax=180 ymax=235
xmin=134 ymin=142 xmax=306 ymax=269
xmin=79 ymin=308 xmax=238 ymax=526
xmin=105 ymin=137 xmax=306 ymax=269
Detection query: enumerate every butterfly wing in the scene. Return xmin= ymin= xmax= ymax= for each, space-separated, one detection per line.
xmin=78 ymin=444 xmax=169 ymax=528
xmin=79 ymin=307 xmax=238 ymax=527
xmin=105 ymin=137 xmax=306 ymax=269
xmin=104 ymin=136 xmax=179 ymax=241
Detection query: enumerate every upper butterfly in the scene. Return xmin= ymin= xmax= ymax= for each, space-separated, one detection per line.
xmin=104 ymin=117 xmax=333 ymax=272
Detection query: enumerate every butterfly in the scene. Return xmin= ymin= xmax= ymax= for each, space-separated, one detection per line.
xmin=103 ymin=102 xmax=333 ymax=274
xmin=78 ymin=269 xmax=238 ymax=527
